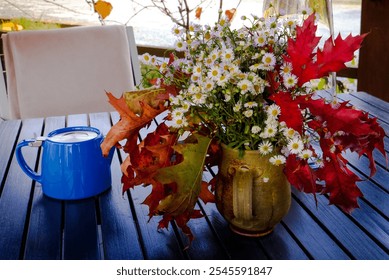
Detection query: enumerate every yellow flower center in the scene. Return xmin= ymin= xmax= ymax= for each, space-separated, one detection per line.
xmin=292 ymin=143 xmax=300 ymax=149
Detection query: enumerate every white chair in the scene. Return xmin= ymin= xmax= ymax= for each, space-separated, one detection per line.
xmin=0 ymin=25 xmax=140 ymax=119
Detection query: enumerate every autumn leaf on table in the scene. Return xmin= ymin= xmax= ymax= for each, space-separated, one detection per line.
xmin=300 ymin=97 xmax=387 ymax=177
xmin=142 ymin=133 xmax=213 ymax=241
xmin=122 ymin=122 xmax=179 ymax=192
xmin=100 ymin=90 xmax=167 ymax=156
xmin=289 ymin=95 xmax=387 ymax=212
xmin=316 ymin=138 xmax=363 ymax=213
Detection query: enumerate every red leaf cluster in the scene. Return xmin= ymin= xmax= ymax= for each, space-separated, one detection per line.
xmin=285 ymin=14 xmax=367 ymax=86
xmin=272 ymin=14 xmax=386 ymax=213
xmin=280 ymin=94 xmax=386 ymax=213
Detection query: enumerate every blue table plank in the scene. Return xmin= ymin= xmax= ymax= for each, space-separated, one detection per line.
xmin=258 ymin=222 xmax=310 ymax=260
xmin=0 ymin=118 xmax=44 ymax=259
xmin=89 ymin=112 xmax=144 ymax=260
xmin=24 ymin=116 xmax=65 ymax=260
xmin=0 ymin=120 xmax=21 ymax=192
xmin=282 ymin=197 xmax=351 ymax=260
xmin=62 ymin=114 xmax=100 ymax=260
xmin=292 ymin=190 xmax=388 ymax=259
xmin=112 ymin=111 xmax=187 ymax=260
xmin=198 ymin=201 xmax=271 ymax=260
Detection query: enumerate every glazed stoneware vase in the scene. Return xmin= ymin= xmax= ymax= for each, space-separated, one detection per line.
xmin=215 ymin=144 xmax=291 ymax=237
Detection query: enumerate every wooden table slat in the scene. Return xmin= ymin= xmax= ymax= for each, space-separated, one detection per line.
xmin=24 ymin=116 xmax=66 ymax=260
xmin=89 ymin=112 xmax=144 ymax=260
xmin=0 ymin=118 xmax=44 ymax=259
xmin=282 ymin=198 xmax=351 ymax=260
xmin=292 ymin=190 xmax=388 ymax=259
xmin=62 ymin=114 xmax=100 ymax=260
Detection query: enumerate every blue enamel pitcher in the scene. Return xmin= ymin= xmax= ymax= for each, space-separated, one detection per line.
xmin=16 ymin=126 xmax=114 ymax=200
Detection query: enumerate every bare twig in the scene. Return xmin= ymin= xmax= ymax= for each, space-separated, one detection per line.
xmin=43 ymin=0 xmax=90 ymax=16
xmin=3 ymin=0 xmax=34 ymax=17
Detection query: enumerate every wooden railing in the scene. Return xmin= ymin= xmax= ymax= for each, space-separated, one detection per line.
xmin=0 ymin=35 xmax=359 ymax=94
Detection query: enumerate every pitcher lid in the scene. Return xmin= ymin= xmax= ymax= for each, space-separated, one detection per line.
xmin=47 ymin=126 xmax=101 ymax=143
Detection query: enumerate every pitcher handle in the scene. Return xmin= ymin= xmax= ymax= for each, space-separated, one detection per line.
xmin=15 ymin=139 xmax=42 ymax=182
xmin=231 ymin=165 xmax=253 ymax=221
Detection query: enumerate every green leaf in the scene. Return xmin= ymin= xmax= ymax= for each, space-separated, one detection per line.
xmin=153 ymin=133 xmax=212 ymax=216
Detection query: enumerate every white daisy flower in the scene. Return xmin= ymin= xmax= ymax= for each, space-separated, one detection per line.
xmin=222 ymin=48 xmax=234 ymax=62
xmin=258 ymin=141 xmax=273 ymax=155
xmin=269 ymin=155 xmax=286 ymax=166
xmin=233 ymin=101 xmax=242 ymax=112
xmin=283 ymin=73 xmax=298 ymax=88
xmin=192 ymin=92 xmax=207 ymax=104
xmin=280 ymin=62 xmax=293 ymax=75
xmin=287 ymin=137 xmax=304 ymax=154
xmin=217 ymin=74 xmax=229 ymax=87
xmin=208 ymin=65 xmax=221 ymax=81
xmin=244 ymin=101 xmax=258 ymax=108
xmin=172 ymin=25 xmax=183 ymax=36
xmin=262 ymin=52 xmax=276 ymax=68
xmin=174 ymin=40 xmax=187 ymax=52
xmin=193 ymin=63 xmax=202 ymax=75
xmin=253 ymin=32 xmax=267 ymax=47
xmin=300 ymin=149 xmax=313 ymax=160
xmin=171 ymin=108 xmax=185 ymax=119
xmin=140 ymin=53 xmax=153 ymax=65
xmin=260 ymin=123 xmax=278 ymax=138
xmin=202 ymin=79 xmax=215 ymax=92
xmin=171 ymin=117 xmax=188 ymax=129
xmin=251 ymin=125 xmax=261 ymax=134
xmin=266 ymin=104 xmax=281 ymax=119
xmin=191 ymin=74 xmax=201 ymax=83
xmin=283 ymin=127 xmax=297 ymax=139
xmin=244 ymin=109 xmax=253 ymax=118
xmin=237 ymin=79 xmax=252 ymax=94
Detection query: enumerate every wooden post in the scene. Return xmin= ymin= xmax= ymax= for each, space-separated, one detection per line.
xmin=358 ymin=0 xmax=389 ymax=102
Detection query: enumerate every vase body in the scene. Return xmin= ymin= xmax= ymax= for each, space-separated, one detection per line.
xmin=215 ymin=144 xmax=291 ymax=237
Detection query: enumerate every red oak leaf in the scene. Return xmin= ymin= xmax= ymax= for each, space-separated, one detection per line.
xmin=285 ymin=13 xmax=367 ymax=86
xmin=285 ymin=13 xmax=321 ymax=86
xmin=199 ymin=181 xmax=215 ymax=204
xmin=284 ymin=154 xmax=320 ymax=194
xmin=270 ymin=91 xmax=304 ymax=134
xmin=300 ymin=97 xmax=387 ymax=177
xmin=316 ymin=138 xmax=363 ymax=213
xmin=316 ymin=33 xmax=368 ymax=77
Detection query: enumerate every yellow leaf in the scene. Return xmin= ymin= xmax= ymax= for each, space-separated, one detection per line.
xmin=94 ymin=0 xmax=113 ymax=20
xmin=1 ymin=22 xmax=23 ymax=31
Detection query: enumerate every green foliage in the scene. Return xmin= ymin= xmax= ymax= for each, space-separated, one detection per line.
xmin=1 ymin=17 xmax=61 ymax=31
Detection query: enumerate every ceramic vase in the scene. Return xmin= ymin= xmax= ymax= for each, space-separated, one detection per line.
xmin=215 ymin=144 xmax=291 ymax=237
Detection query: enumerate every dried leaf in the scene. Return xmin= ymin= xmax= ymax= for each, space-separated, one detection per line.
xmin=195 ymin=7 xmax=202 ymax=20
xmin=94 ymin=0 xmax=113 ymax=19
xmin=100 ymin=90 xmax=166 ymax=156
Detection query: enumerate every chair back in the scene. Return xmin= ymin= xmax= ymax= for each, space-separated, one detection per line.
xmin=1 ymin=25 xmax=138 ymax=119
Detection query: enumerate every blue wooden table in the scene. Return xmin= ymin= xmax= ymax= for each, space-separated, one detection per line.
xmin=0 ymin=91 xmax=388 ymax=260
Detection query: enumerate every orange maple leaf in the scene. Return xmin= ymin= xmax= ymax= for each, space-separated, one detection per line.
xmin=100 ymin=90 xmax=166 ymax=156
